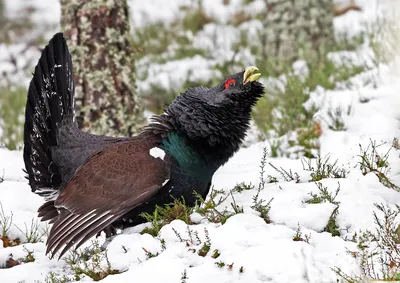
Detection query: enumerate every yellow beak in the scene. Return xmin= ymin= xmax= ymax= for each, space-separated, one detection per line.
xmin=243 ymin=66 xmax=261 ymax=85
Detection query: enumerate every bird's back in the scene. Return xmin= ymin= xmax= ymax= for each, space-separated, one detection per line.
xmin=51 ymin=122 xmax=127 ymax=190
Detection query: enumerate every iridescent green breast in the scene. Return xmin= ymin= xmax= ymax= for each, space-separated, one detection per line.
xmin=161 ymin=132 xmax=218 ymax=181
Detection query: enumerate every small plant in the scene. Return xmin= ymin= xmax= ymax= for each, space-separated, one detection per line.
xmin=305 ymin=182 xmax=340 ymax=205
xmin=63 ymin=241 xmax=121 ymax=281
xmin=214 ymin=260 xmax=243 ymax=273
xmin=194 ymin=189 xmax=235 ymax=224
xmin=229 ymin=191 xmax=244 ymax=214
xmin=293 ymin=224 xmax=302 ymax=242
xmin=3 ymin=254 xmax=19 ymax=269
xmin=252 ymin=197 xmax=273 ymax=224
xmin=173 ymin=226 xmax=203 ymax=248
xmin=160 ymin=238 xmax=166 ymax=251
xmin=44 ymin=272 xmax=73 ymax=283
xmin=173 ymin=226 xmax=245 ymax=274
xmin=269 ymin=163 xmax=300 ymax=183
xmin=181 ymin=269 xmax=188 ymax=283
xmin=324 ymin=206 xmax=340 ymax=237
xmin=211 ymin=249 xmax=220 ymax=259
xmin=140 ymin=197 xmax=193 ymax=236
xmin=142 ymin=247 xmax=159 ymax=259
xmin=392 ymin=137 xmax=399 ymax=150
xmin=358 ymin=140 xmax=399 ymax=191
xmin=268 ymin=139 xmax=282 ymax=158
xmin=0 ymin=202 xmax=12 ymax=238
xmin=327 ymin=107 xmax=349 ymax=131
xmin=0 ymin=203 xmax=20 ymax=248
xmin=232 ymin=182 xmax=254 ymax=193
xmin=186 ymin=226 xmax=201 ymax=245
xmin=172 ymin=227 xmax=184 ymax=242
xmin=198 ymin=228 xmax=211 ymax=257
xmin=14 ymin=218 xmax=46 ymax=243
xmin=22 ymin=247 xmax=35 ymax=263
xmin=267 ymin=175 xmax=278 ymax=183
xmin=333 ymin=204 xmax=400 ymax=282
xmin=302 ymin=155 xmax=348 ymax=181
xmin=293 ymin=223 xmax=311 ymax=243
xmin=294 ymin=122 xmax=322 ymax=158
xmin=121 ymin=245 xmax=129 ymax=253
xmin=198 ymin=241 xmax=211 ymax=257
xmin=2 ymin=246 xmax=35 ymax=269
xmin=258 ymin=147 xmax=268 ymax=191
xmin=173 ymin=226 xmax=214 ymax=259
xmin=1 ymin=236 xmax=21 ymax=248
xmin=251 ymin=147 xmax=274 ymax=224
xmin=305 ymin=182 xmax=341 ymax=237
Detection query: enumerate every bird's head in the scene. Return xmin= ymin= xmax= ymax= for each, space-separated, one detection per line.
xmin=164 ymin=66 xmax=264 ymax=152
xmin=183 ymin=66 xmax=264 ymax=108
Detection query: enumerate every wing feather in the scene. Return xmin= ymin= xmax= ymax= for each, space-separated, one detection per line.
xmin=50 ymin=212 xmax=116 ymax=258
xmin=45 ymin=137 xmax=169 ymax=258
xmin=58 ymin=213 xmax=119 ymax=258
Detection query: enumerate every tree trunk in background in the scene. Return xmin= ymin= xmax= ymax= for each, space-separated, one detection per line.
xmin=261 ymin=0 xmax=334 ymax=66
xmin=60 ymin=0 xmax=144 ymax=137
xmin=0 ymin=0 xmax=4 ymax=29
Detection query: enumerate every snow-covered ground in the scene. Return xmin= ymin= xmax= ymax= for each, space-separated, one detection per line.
xmin=1 ymin=0 xmax=400 ymax=282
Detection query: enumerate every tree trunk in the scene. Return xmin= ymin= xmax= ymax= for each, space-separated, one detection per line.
xmin=60 ymin=0 xmax=144 ymax=137
xmin=261 ymin=0 xmax=334 ymax=66
xmin=0 ymin=0 xmax=4 ymax=28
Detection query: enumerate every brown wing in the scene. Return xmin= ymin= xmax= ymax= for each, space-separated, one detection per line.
xmin=45 ymin=138 xmax=169 ymax=259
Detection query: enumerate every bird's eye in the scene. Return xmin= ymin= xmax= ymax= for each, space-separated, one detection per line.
xmin=224 ymin=79 xmax=236 ymax=89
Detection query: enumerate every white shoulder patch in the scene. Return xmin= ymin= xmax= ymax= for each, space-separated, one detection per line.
xmin=149 ymin=147 xmax=166 ymax=160
xmin=162 ymin=179 xmax=170 ymax=186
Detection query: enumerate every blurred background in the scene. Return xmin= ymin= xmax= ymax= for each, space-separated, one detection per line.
xmin=0 ymin=0 xmax=397 ymax=157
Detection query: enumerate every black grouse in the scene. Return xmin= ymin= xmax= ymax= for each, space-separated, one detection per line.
xmin=23 ymin=33 xmax=264 ymax=259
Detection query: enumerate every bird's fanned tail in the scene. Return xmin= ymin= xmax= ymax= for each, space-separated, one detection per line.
xmin=23 ymin=32 xmax=75 ymax=200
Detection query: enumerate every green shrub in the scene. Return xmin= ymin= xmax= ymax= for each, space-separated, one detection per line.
xmin=0 ymin=87 xmax=26 ymax=150
xmin=333 ymin=204 xmax=400 ymax=282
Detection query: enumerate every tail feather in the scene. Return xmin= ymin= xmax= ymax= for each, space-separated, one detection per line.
xmin=23 ymin=32 xmax=75 ymax=199
xmin=37 ymin=201 xmax=59 ymax=221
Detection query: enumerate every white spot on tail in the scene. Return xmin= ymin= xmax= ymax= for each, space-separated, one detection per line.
xmin=149 ymin=147 xmax=166 ymax=160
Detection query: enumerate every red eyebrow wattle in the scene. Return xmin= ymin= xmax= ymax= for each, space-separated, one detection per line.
xmin=225 ymin=79 xmax=236 ymax=89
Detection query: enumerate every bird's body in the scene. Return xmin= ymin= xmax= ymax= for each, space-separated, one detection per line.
xmin=23 ymin=33 xmax=264 ymax=259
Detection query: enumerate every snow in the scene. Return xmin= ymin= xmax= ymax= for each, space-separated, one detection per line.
xmin=333 ymin=0 xmax=395 ymax=37
xmin=138 ymin=56 xmax=220 ymax=94
xmin=99 ymin=217 xmax=358 ymax=283
xmin=0 ymin=148 xmax=26 ymax=182
xmin=1 ymin=0 xmax=400 ymax=282
xmin=5 ymin=0 xmax=60 ymax=27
